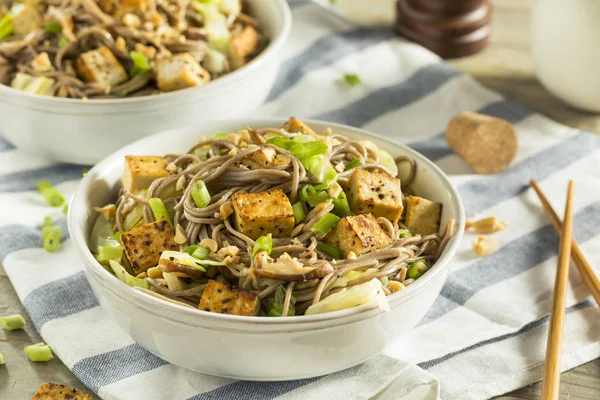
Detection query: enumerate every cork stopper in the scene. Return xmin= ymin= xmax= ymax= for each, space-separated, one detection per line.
xmin=445 ymin=112 xmax=518 ymax=174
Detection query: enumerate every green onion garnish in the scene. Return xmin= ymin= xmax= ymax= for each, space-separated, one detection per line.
xmin=58 ymin=37 xmax=70 ymax=47
xmin=266 ymin=136 xmax=293 ymax=149
xmin=0 ymin=352 xmax=3 ymax=365
xmin=311 ymin=213 xmax=340 ymax=236
xmin=406 ymin=260 xmax=427 ymax=279
xmin=62 ymin=204 xmax=68 ymax=215
xmin=36 ymin=180 xmax=65 ymax=207
xmin=252 ymin=234 xmax=272 ymax=257
xmin=97 ymin=245 xmax=123 ymax=262
xmin=316 ymin=242 xmax=342 ymax=259
xmin=0 ymin=314 xmax=26 ymax=330
xmin=344 ymin=158 xmax=361 ymax=171
xmin=42 ymin=226 xmax=62 ymax=253
xmin=288 ymin=141 xmax=328 ymax=160
xmin=303 ymin=154 xmax=338 ymax=188
xmin=332 ymin=191 xmax=351 ymax=217
xmin=0 ymin=13 xmax=13 ymax=41
xmin=148 ymin=198 xmax=173 ymax=229
xmin=292 ymin=202 xmax=306 ymax=224
xmin=191 ymin=180 xmax=211 ymax=208
xmin=24 ymin=342 xmax=53 ymax=362
xmin=264 ymin=285 xmax=296 ymax=317
xmin=299 ymin=184 xmax=330 ymax=207
xmin=129 ymin=50 xmax=151 ymax=77
xmin=341 ymin=73 xmax=361 ymax=86
xmin=44 ymin=21 xmax=62 ymax=34
xmin=114 ymin=231 xmax=124 ymax=241
xmin=192 ymin=246 xmax=210 ymax=260
xmin=398 ymin=229 xmax=412 ymax=238
xmin=182 ymin=244 xmax=199 ymax=255
xmin=42 ymin=216 xmax=52 ymax=228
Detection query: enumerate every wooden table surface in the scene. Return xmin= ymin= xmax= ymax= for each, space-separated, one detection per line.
xmin=2 ymin=1 xmax=600 ymax=399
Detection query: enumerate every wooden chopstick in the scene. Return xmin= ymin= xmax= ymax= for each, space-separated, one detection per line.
xmin=531 ymin=180 xmax=600 ymax=307
xmin=540 ymin=181 xmax=575 ymax=400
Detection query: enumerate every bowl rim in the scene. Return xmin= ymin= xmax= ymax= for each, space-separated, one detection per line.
xmin=0 ymin=0 xmax=291 ymax=106
xmin=68 ymin=118 xmax=465 ymax=328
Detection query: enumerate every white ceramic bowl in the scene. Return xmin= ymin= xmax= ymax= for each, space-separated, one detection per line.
xmin=0 ymin=0 xmax=291 ymax=165
xmin=68 ymin=119 xmax=465 ymax=380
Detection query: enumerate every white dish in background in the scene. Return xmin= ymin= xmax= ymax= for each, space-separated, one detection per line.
xmin=0 ymin=0 xmax=291 ymax=165
xmin=68 ymin=118 xmax=465 ymax=380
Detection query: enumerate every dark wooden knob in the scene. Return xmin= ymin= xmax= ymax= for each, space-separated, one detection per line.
xmin=395 ymin=0 xmax=492 ymax=59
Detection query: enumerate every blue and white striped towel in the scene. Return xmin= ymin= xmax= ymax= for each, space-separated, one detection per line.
xmin=3 ymin=1 xmax=600 ymax=399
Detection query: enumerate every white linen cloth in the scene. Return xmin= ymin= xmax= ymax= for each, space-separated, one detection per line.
xmin=2 ymin=1 xmax=600 ymax=399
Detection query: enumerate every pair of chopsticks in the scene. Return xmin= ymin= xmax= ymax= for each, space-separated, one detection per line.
xmin=531 ymin=180 xmax=600 ymax=400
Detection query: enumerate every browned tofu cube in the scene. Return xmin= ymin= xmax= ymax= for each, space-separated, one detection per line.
xmin=99 ymin=0 xmax=149 ymax=15
xmin=282 ymin=117 xmax=318 ymax=137
xmin=198 ymin=280 xmax=260 ymax=316
xmin=12 ymin=4 xmax=42 ymax=36
xmin=229 ymin=26 xmax=259 ymax=70
xmin=231 ymin=189 xmax=294 ymax=240
xmin=120 ymin=218 xmax=178 ymax=274
xmin=76 ymin=46 xmax=128 ymax=87
xmin=404 ymin=196 xmax=442 ymax=236
xmin=235 ymin=147 xmax=277 ymax=169
xmin=155 ymin=53 xmax=210 ymax=92
xmin=347 ymin=168 xmax=404 ymax=224
xmin=121 ymin=155 xmax=168 ymax=192
xmin=324 ymin=214 xmax=391 ymax=258
xmin=31 ymin=382 xmax=93 ymax=400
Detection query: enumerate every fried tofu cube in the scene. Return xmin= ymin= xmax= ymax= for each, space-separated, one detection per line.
xmin=347 ymin=169 xmax=404 ymax=224
xmin=282 ymin=117 xmax=318 ymax=137
xmin=121 ymin=155 xmax=168 ymax=192
xmin=12 ymin=4 xmax=42 ymax=36
xmin=199 ymin=280 xmax=260 ymax=316
xmin=99 ymin=0 xmax=149 ymax=15
xmin=120 ymin=218 xmax=178 ymax=274
xmin=324 ymin=214 xmax=391 ymax=258
xmin=236 ymin=147 xmax=277 ymax=169
xmin=404 ymin=196 xmax=442 ymax=236
xmin=31 ymin=382 xmax=93 ymax=400
xmin=229 ymin=25 xmax=259 ymax=70
xmin=231 ymin=189 xmax=294 ymax=240
xmin=76 ymin=46 xmax=128 ymax=87
xmin=155 ymin=53 xmax=210 ymax=92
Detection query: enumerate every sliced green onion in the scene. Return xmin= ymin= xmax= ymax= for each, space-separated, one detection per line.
xmin=109 ymin=260 xmax=150 ymax=289
xmin=44 ymin=21 xmax=62 ymax=34
xmin=406 ymin=260 xmax=427 ymax=279
xmin=316 ymin=242 xmax=342 ymax=259
xmin=42 ymin=226 xmax=62 ymax=253
xmin=292 ymin=202 xmax=306 ymax=224
xmin=24 ymin=342 xmax=53 ymax=362
xmin=303 ymin=154 xmax=338 ymax=188
xmin=345 ymin=158 xmax=361 ymax=171
xmin=264 ymin=285 xmax=295 ymax=317
xmin=160 ymin=251 xmax=212 ymax=270
xmin=58 ymin=37 xmax=70 ymax=47
xmin=288 ymin=140 xmax=328 ymax=160
xmin=311 ymin=213 xmax=340 ymax=236
xmin=97 ymin=245 xmax=123 ymax=262
xmin=0 ymin=13 xmax=13 ymax=41
xmin=0 ymin=352 xmax=3 ymax=365
xmin=37 ymin=180 xmax=65 ymax=207
xmin=182 ymin=244 xmax=199 ymax=255
xmin=191 ymin=246 xmax=210 ymax=260
xmin=0 ymin=314 xmax=26 ymax=330
xmin=129 ymin=50 xmax=151 ymax=77
xmin=341 ymin=73 xmax=361 ymax=86
xmin=191 ymin=180 xmax=211 ymax=208
xmin=62 ymin=204 xmax=68 ymax=215
xmin=332 ymin=191 xmax=352 ymax=217
xmin=299 ymin=185 xmax=329 ymax=207
xmin=148 ymin=198 xmax=173 ymax=229
xmin=42 ymin=216 xmax=52 ymax=228
xmin=398 ymin=229 xmax=412 ymax=238
xmin=252 ymin=234 xmax=272 ymax=257
xmin=114 ymin=231 xmax=124 ymax=241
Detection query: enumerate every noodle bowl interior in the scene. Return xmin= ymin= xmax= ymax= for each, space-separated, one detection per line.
xmin=0 ymin=0 xmax=266 ymax=98
xmin=89 ymin=118 xmax=455 ymax=317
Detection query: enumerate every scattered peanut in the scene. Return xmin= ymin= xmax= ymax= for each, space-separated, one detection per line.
xmin=466 ymin=216 xmax=508 ymax=234
xmin=472 ymin=235 xmax=498 ymax=257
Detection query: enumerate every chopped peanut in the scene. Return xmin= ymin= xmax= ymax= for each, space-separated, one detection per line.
xmin=200 ymin=238 xmax=218 ymax=253
xmin=219 ymin=201 xmax=234 ymax=219
xmin=174 ymin=224 xmax=188 ymax=245
xmin=115 ymin=36 xmax=127 ymax=53
xmin=94 ymin=204 xmax=116 ymax=221
xmin=466 ymin=216 xmax=508 ymax=234
xmin=388 ymin=280 xmax=405 ymax=293
xmin=175 ymin=175 xmax=186 ymax=192
xmin=135 ymin=43 xmax=157 ymax=59
xmin=147 ymin=266 xmax=163 ymax=279
xmin=122 ymin=13 xmax=141 ymax=28
xmin=31 ymin=52 xmax=52 ymax=72
xmin=472 ymin=235 xmax=498 ymax=257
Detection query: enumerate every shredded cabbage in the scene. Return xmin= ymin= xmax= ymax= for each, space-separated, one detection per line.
xmin=359 ymin=140 xmax=398 ymax=176
xmin=305 ymin=278 xmax=389 ymax=315
xmin=109 ymin=260 xmax=149 ymax=289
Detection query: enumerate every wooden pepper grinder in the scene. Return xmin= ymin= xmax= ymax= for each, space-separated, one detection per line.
xmin=395 ymin=0 xmax=492 ymax=59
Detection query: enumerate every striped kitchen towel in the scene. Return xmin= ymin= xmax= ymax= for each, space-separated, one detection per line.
xmin=3 ymin=1 xmax=600 ymax=399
